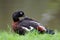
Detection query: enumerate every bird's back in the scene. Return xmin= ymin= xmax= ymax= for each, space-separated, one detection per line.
xmin=18 ymin=17 xmax=34 ymax=29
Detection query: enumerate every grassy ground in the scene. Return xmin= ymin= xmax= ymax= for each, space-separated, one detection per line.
xmin=0 ymin=30 xmax=60 ymax=40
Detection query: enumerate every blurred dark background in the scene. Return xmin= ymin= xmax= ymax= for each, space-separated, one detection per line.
xmin=0 ymin=0 xmax=60 ymax=31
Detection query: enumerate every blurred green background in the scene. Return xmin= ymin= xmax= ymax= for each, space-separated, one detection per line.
xmin=0 ymin=0 xmax=60 ymax=31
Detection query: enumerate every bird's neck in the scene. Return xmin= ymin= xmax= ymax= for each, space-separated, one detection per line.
xmin=12 ymin=17 xmax=19 ymax=30
xmin=13 ymin=16 xmax=19 ymax=22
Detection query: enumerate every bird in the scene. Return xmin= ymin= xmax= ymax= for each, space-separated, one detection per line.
xmin=12 ymin=11 xmax=55 ymax=35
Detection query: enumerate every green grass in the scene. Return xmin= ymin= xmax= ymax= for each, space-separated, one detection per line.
xmin=0 ymin=30 xmax=60 ymax=40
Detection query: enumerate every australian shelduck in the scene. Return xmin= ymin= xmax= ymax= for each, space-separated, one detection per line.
xmin=12 ymin=11 xmax=55 ymax=35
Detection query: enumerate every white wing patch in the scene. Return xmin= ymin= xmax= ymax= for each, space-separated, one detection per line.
xmin=29 ymin=26 xmax=34 ymax=30
xmin=22 ymin=26 xmax=34 ymax=32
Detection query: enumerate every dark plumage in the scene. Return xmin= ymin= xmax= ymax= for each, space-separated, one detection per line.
xmin=12 ymin=11 xmax=24 ymax=22
xmin=12 ymin=11 xmax=55 ymax=35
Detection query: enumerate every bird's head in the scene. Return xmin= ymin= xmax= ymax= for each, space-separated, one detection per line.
xmin=12 ymin=11 xmax=25 ymax=22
